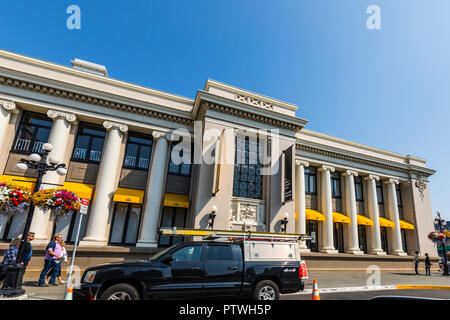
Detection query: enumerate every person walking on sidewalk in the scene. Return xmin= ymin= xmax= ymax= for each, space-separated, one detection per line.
xmin=20 ymin=232 xmax=35 ymax=267
xmin=414 ymin=251 xmax=420 ymax=275
xmin=425 ymin=253 xmax=432 ymax=276
xmin=37 ymin=234 xmax=63 ymax=287
xmin=45 ymin=239 xmax=68 ymax=284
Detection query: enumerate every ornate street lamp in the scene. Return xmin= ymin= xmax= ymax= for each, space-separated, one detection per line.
xmin=280 ymin=213 xmax=289 ymax=233
xmin=0 ymin=142 xmax=67 ymax=297
xmin=434 ymin=211 xmax=449 ymax=276
xmin=208 ymin=205 xmax=218 ymax=229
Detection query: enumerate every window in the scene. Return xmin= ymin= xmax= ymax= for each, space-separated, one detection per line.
xmin=376 ymin=181 xmax=384 ymax=204
xmin=158 ymin=207 xmax=187 ymax=246
xmin=168 ymin=142 xmax=192 ymax=176
xmin=331 ymin=172 xmax=341 ymax=198
xmin=72 ymin=123 xmax=106 ymax=163
xmin=172 ymin=245 xmax=202 ymax=262
xmin=354 ymin=176 xmax=363 ymax=201
xmin=123 ymin=133 xmax=153 ymax=170
xmin=12 ymin=111 xmax=52 ymax=154
xmin=396 ymin=184 xmax=403 ymax=207
xmin=304 ymin=167 xmax=317 ymax=194
xmin=232 ymin=136 xmax=263 ymax=199
xmin=207 ymin=245 xmax=233 ymax=261
xmin=109 ymin=204 xmax=142 ymax=245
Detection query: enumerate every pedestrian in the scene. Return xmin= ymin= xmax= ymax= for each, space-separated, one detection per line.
xmin=414 ymin=251 xmax=420 ymax=274
xmin=20 ymin=232 xmax=35 ymax=267
xmin=0 ymin=238 xmax=21 ymax=284
xmin=37 ymin=234 xmax=63 ymax=287
xmin=45 ymin=239 xmax=68 ymax=285
xmin=425 ymin=253 xmax=432 ymax=276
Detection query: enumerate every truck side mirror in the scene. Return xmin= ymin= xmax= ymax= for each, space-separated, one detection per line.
xmin=162 ymin=255 xmax=174 ymax=265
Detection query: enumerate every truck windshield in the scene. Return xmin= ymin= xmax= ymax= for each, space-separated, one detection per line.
xmin=149 ymin=245 xmax=177 ymax=261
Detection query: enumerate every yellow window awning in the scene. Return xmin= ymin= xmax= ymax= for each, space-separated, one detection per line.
xmin=305 ymin=209 xmax=325 ymax=221
xmin=113 ymin=188 xmax=145 ymax=204
xmin=333 ymin=212 xmax=351 ymax=224
xmin=357 ymin=214 xmax=374 ymax=226
xmin=379 ymin=217 xmax=395 ymax=228
xmin=60 ymin=182 xmax=95 ymax=200
xmin=400 ymin=219 xmax=415 ymax=230
xmin=163 ymin=193 xmax=189 ymax=208
xmin=0 ymin=175 xmax=36 ymax=191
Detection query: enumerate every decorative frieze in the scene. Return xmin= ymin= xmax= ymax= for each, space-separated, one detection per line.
xmin=415 ymin=176 xmax=427 ymax=201
xmin=236 ymin=93 xmax=274 ymax=110
xmin=230 ymin=198 xmax=265 ymax=227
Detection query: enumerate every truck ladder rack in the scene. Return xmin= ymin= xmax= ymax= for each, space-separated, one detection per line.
xmin=159 ymin=227 xmax=312 ymax=242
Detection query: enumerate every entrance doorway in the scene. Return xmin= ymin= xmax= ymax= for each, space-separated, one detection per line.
xmin=158 ymin=206 xmax=187 ymax=246
xmin=381 ymin=227 xmax=389 ymax=253
xmin=358 ymin=225 xmax=368 ymax=253
xmin=306 ymin=220 xmax=319 ymax=252
xmin=333 ymin=222 xmax=345 ymax=253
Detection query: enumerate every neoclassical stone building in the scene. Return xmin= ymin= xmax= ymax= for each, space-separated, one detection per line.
xmin=0 ymin=50 xmax=438 ymax=269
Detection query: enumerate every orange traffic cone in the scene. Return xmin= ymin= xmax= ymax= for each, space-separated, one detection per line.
xmin=312 ymin=279 xmax=320 ymax=300
xmin=64 ymin=286 xmax=73 ymax=300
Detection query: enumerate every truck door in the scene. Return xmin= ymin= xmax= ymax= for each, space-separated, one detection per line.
xmin=202 ymin=243 xmax=242 ymax=297
xmin=165 ymin=244 xmax=205 ymax=298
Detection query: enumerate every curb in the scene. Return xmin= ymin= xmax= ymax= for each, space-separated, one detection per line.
xmin=396 ymin=285 xmax=450 ymax=290
xmin=290 ymin=285 xmax=397 ymax=295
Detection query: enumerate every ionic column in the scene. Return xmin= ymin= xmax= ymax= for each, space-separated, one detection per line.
xmin=385 ymin=178 xmax=406 ymax=255
xmin=364 ymin=175 xmax=385 ymax=255
xmin=319 ymin=165 xmax=337 ymax=254
xmin=81 ymin=121 xmax=128 ymax=245
xmin=343 ymin=170 xmax=363 ymax=255
xmin=0 ymin=100 xmax=18 ymax=152
xmin=30 ymin=110 xmax=77 ymax=244
xmin=137 ymin=131 xmax=170 ymax=248
xmin=295 ymin=160 xmax=309 ymax=252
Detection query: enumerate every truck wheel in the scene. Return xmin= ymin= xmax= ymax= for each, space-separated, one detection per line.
xmin=252 ymin=280 xmax=280 ymax=300
xmin=100 ymin=283 xmax=140 ymax=300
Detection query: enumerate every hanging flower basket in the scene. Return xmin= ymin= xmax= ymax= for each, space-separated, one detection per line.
xmin=428 ymin=231 xmax=445 ymax=243
xmin=32 ymin=188 xmax=81 ymax=222
xmin=0 ymin=182 xmax=31 ymax=220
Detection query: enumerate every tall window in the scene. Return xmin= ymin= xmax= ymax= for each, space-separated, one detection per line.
xmin=376 ymin=180 xmax=384 ymax=204
xmin=396 ymin=184 xmax=403 ymax=207
xmin=304 ymin=167 xmax=317 ymax=194
xmin=109 ymin=204 xmax=142 ymax=245
xmin=72 ymin=123 xmax=106 ymax=163
xmin=331 ymin=172 xmax=341 ymax=198
xmin=354 ymin=176 xmax=363 ymax=201
xmin=232 ymin=136 xmax=263 ymax=199
xmin=168 ymin=142 xmax=192 ymax=176
xmin=123 ymin=133 xmax=152 ymax=170
xmin=12 ymin=112 xmax=52 ymax=154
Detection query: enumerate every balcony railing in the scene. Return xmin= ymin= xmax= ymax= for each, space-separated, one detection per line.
xmin=124 ymin=155 xmax=149 ymax=169
xmin=13 ymin=139 xmax=44 ymax=154
xmin=73 ymin=148 xmax=102 ymax=162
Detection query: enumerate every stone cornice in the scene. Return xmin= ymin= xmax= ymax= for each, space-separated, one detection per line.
xmin=199 ymin=101 xmax=305 ymax=132
xmin=47 ymin=109 xmax=77 ymax=123
xmin=0 ymin=75 xmax=193 ymax=126
xmin=296 ymin=144 xmax=435 ymax=178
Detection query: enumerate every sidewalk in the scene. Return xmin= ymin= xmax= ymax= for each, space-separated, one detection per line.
xmin=13 ymin=270 xmax=449 ymax=300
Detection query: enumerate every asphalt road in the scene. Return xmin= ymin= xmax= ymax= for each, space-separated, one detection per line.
xmin=282 ymin=289 xmax=450 ymax=300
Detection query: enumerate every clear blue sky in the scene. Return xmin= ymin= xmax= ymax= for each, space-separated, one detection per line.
xmin=1 ymin=1 xmax=449 ymax=220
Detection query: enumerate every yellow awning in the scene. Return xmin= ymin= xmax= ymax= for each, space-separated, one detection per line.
xmin=113 ymin=188 xmax=145 ymax=204
xmin=333 ymin=212 xmax=351 ymax=224
xmin=357 ymin=214 xmax=374 ymax=226
xmin=379 ymin=217 xmax=395 ymax=228
xmin=305 ymin=209 xmax=325 ymax=221
xmin=163 ymin=193 xmax=189 ymax=208
xmin=400 ymin=219 xmax=415 ymax=230
xmin=0 ymin=175 xmax=36 ymax=191
xmin=60 ymin=182 xmax=95 ymax=200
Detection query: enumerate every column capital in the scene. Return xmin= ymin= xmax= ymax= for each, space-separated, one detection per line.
xmin=103 ymin=120 xmax=128 ymax=133
xmin=318 ymin=165 xmax=335 ymax=172
xmin=342 ymin=170 xmax=358 ymax=177
xmin=152 ymin=130 xmax=169 ymax=140
xmin=384 ymin=178 xmax=399 ymax=185
xmin=47 ymin=109 xmax=77 ymax=123
xmin=0 ymin=100 xmax=18 ymax=114
xmin=295 ymin=159 xmax=309 ymax=167
xmin=364 ymin=174 xmax=380 ymax=181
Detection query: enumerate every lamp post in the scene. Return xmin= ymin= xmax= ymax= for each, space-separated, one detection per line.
xmin=208 ymin=206 xmax=218 ymax=229
xmin=434 ymin=211 xmax=449 ymax=276
xmin=0 ymin=143 xmax=67 ymax=298
xmin=280 ymin=213 xmax=289 ymax=233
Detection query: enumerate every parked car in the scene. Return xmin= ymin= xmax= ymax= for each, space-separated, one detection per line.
xmin=73 ymin=239 xmax=307 ymax=300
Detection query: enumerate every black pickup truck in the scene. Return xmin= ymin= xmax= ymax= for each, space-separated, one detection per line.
xmin=73 ymin=240 xmax=307 ymax=300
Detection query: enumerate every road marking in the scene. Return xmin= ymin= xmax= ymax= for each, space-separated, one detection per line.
xmin=288 ymin=285 xmax=397 ymax=295
xmin=396 ymin=285 xmax=450 ymax=290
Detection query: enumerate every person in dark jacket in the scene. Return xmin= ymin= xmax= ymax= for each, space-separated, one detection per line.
xmin=0 ymin=238 xmax=21 ymax=284
xmin=20 ymin=232 xmax=35 ymax=267
xmin=425 ymin=253 xmax=432 ymax=276
xmin=414 ymin=251 xmax=420 ymax=274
